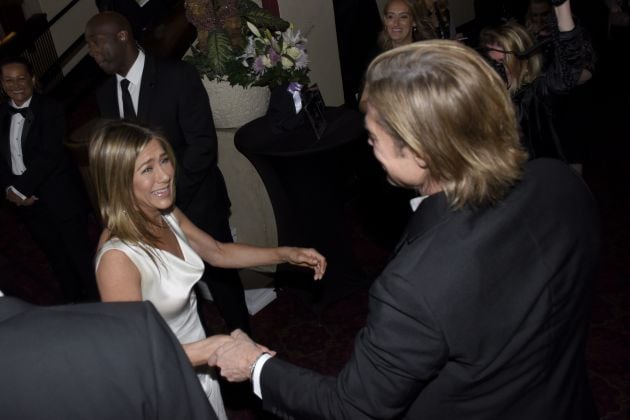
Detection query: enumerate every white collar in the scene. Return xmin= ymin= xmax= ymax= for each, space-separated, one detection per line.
xmin=409 ymin=195 xmax=429 ymax=212
xmin=116 ymin=50 xmax=145 ymax=85
xmin=10 ymin=96 xmax=32 ymax=109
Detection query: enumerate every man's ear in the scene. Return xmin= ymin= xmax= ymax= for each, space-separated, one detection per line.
xmin=414 ymin=155 xmax=428 ymax=169
xmin=117 ymin=30 xmax=128 ymax=42
xmin=31 ymin=75 xmax=40 ymax=91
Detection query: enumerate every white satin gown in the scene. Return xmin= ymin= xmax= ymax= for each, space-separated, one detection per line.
xmin=95 ymin=212 xmax=227 ymax=420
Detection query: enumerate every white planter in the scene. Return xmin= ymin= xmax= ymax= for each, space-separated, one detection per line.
xmin=202 ymin=78 xmax=270 ymax=129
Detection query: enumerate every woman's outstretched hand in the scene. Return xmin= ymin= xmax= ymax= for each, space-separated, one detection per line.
xmin=282 ymin=247 xmax=327 ymax=280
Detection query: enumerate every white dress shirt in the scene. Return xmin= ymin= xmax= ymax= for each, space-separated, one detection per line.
xmin=6 ymin=97 xmax=32 ymax=200
xmin=252 ymin=352 xmax=274 ymax=398
xmin=409 ymin=195 xmax=429 ymax=212
xmin=116 ymin=51 xmax=145 ymax=118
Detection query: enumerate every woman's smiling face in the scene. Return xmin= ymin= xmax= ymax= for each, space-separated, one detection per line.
xmin=132 ymin=139 xmax=175 ymax=217
xmin=384 ymin=0 xmax=415 ymax=47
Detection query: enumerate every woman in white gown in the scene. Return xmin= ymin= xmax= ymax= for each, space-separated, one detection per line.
xmin=90 ymin=121 xmax=327 ymax=419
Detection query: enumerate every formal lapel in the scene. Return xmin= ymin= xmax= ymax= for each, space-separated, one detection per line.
xmin=21 ymin=94 xmax=39 ymax=151
xmin=137 ymin=55 xmax=157 ymax=121
xmin=99 ymin=76 xmax=119 ymax=118
xmin=390 ymin=192 xmax=451 ymax=258
xmin=108 ymin=77 xmax=120 ymax=118
xmin=20 ymin=95 xmax=37 ymax=151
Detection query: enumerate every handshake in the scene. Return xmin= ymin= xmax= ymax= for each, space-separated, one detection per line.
xmin=205 ymin=330 xmax=275 ymax=382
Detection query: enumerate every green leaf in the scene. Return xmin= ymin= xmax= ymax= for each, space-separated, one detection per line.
xmin=239 ymin=1 xmax=289 ymax=32
xmin=225 ymin=58 xmax=254 ymax=88
xmin=205 ymin=30 xmax=234 ymax=77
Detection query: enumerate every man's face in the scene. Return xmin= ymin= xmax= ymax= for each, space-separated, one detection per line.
xmin=365 ymin=104 xmax=433 ymax=193
xmin=85 ymin=21 xmax=128 ymax=75
xmin=1 ymin=63 xmax=35 ymax=107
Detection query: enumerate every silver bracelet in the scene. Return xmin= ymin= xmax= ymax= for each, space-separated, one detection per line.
xmin=249 ymin=351 xmax=270 ymax=380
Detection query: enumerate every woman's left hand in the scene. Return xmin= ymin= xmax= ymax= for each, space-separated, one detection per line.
xmin=282 ymin=247 xmax=327 ymax=280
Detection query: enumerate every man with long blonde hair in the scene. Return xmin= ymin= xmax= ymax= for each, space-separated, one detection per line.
xmin=210 ymin=40 xmax=600 ymax=419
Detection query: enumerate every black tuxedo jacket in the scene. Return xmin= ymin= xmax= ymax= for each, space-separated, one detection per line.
xmin=0 ymin=94 xmax=85 ymax=221
xmin=96 ymin=55 xmax=230 ymax=231
xmin=0 ymin=297 xmax=218 ymax=420
xmin=261 ymin=159 xmax=600 ymax=419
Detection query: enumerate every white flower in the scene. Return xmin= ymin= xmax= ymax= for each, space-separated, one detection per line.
xmin=262 ymin=55 xmax=273 ymax=68
xmin=286 ymin=47 xmax=301 ymax=60
xmin=282 ymin=26 xmax=304 ymax=47
xmin=281 ymin=56 xmax=293 ymax=69
xmin=246 ymin=21 xmax=261 ymax=38
xmin=295 ymin=53 xmax=309 ymax=70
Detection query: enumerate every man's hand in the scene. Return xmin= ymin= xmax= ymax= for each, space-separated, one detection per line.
xmin=208 ymin=329 xmax=275 ymax=382
xmin=22 ymin=196 xmax=38 ymax=206
xmin=6 ymin=189 xmax=38 ymax=206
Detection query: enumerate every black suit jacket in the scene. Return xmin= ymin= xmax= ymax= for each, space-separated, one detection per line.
xmin=0 ymin=297 xmax=218 ymax=420
xmin=261 ymin=159 xmax=600 ymax=419
xmin=0 ymin=94 xmax=85 ymax=221
xmin=96 ymin=55 xmax=230 ymax=231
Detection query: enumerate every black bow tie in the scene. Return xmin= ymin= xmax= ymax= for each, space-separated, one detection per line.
xmin=7 ymin=106 xmax=30 ymax=118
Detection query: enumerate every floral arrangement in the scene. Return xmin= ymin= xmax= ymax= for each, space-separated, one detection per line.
xmin=184 ymin=0 xmax=310 ymax=88
xmin=233 ymin=22 xmax=309 ymax=88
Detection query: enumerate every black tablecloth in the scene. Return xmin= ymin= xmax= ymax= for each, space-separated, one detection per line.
xmin=235 ymin=107 xmax=369 ymax=306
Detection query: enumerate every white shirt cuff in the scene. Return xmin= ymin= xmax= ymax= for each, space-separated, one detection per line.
xmin=252 ymin=352 xmax=273 ymax=399
xmin=7 ymin=186 xmax=27 ymax=200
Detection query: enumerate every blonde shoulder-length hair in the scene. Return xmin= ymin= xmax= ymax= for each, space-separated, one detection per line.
xmin=89 ymin=120 xmax=176 ymax=261
xmin=480 ymin=21 xmax=543 ymax=95
xmin=365 ymin=40 xmax=527 ymax=209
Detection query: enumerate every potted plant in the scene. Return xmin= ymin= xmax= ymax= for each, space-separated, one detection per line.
xmin=185 ymin=0 xmax=308 ymax=87
xmin=184 ymin=0 xmax=311 ymax=128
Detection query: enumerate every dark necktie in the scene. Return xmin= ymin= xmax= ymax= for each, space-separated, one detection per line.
xmin=7 ymin=106 xmax=30 ymax=118
xmin=120 ymin=78 xmax=137 ymax=120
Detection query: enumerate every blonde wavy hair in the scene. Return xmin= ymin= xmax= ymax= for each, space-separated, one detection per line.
xmin=365 ymin=40 xmax=527 ymax=208
xmin=89 ymin=120 xmax=176 ymax=263
xmin=480 ymin=21 xmax=543 ymax=95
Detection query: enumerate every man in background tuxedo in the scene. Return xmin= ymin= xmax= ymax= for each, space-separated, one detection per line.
xmin=85 ymin=11 xmax=250 ymax=333
xmin=0 ymin=290 xmax=218 ymax=420
xmin=0 ymin=57 xmax=97 ymax=303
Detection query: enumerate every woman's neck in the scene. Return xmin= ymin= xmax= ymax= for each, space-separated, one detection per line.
xmin=146 ymin=211 xmax=167 ymax=233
